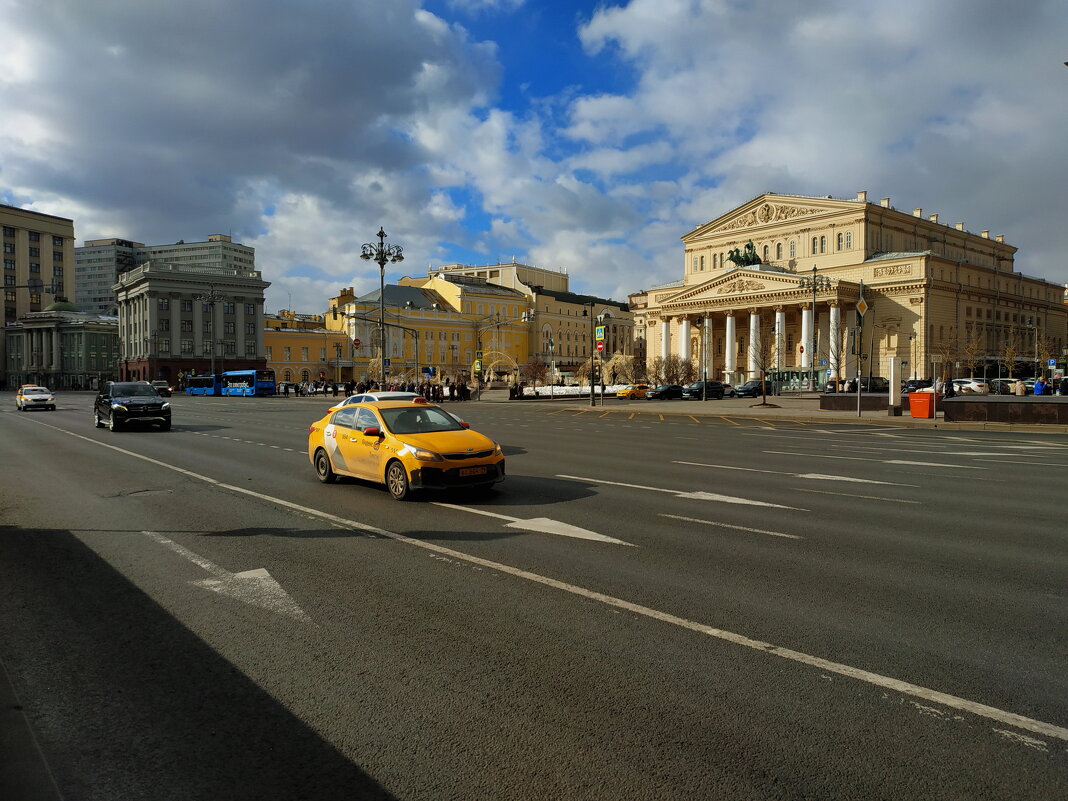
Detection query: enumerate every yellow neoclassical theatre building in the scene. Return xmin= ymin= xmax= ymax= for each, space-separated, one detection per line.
xmin=634 ymin=191 xmax=1067 ymax=387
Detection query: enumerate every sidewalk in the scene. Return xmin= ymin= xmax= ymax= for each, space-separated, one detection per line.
xmin=482 ymin=389 xmax=1068 ymax=433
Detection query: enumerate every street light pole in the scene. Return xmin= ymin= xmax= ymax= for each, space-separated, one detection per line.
xmin=360 ymin=227 xmax=404 ymax=383
xmin=798 ymin=266 xmax=833 ymax=392
xmin=194 ymin=283 xmax=224 ymax=384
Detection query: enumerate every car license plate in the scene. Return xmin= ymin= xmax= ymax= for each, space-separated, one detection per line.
xmin=459 ymin=466 xmax=487 ymax=477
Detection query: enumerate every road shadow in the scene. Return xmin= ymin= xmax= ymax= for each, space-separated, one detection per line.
xmin=0 ymin=525 xmax=397 ymax=801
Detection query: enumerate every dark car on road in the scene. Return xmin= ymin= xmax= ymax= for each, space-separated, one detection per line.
xmin=733 ymin=380 xmax=771 ymax=398
xmin=94 ymin=381 xmax=172 ymax=432
xmin=646 ymin=384 xmax=685 ymax=400
xmin=683 ymin=380 xmax=726 ymax=400
xmin=150 ymin=380 xmax=173 ymax=397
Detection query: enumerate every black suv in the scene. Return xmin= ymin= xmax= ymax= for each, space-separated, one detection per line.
xmin=683 ymin=380 xmax=726 ymax=400
xmin=94 ymin=381 xmax=172 ymax=431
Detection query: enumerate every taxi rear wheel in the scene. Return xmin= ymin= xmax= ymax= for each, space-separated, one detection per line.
xmin=314 ymin=448 xmax=337 ymax=483
xmin=385 ymin=460 xmax=411 ymax=501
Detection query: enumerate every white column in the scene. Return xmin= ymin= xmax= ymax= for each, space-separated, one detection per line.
xmin=801 ymin=307 xmax=813 ymax=369
xmin=703 ymin=314 xmax=712 ymax=379
xmin=829 ymin=304 xmax=842 ymax=383
xmin=748 ymin=312 xmax=760 ymax=377
xmin=775 ymin=308 xmax=786 ymax=371
xmin=724 ymin=314 xmax=736 ymax=377
xmin=680 ymin=318 xmax=691 ymax=362
xmin=660 ymin=319 xmax=670 ymax=361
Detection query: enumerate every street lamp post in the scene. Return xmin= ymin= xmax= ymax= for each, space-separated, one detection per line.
xmin=584 ymin=303 xmax=612 ymax=406
xmin=798 ymin=266 xmax=833 ymax=392
xmin=360 ymin=228 xmax=404 ymax=382
xmin=194 ymin=283 xmax=225 ymax=382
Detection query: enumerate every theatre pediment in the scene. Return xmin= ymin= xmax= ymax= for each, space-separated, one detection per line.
xmin=684 ymin=193 xmax=861 ymax=241
xmin=663 ymin=270 xmax=804 ymax=307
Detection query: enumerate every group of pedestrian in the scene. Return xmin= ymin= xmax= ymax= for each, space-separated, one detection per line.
xmin=280 ymin=377 xmax=473 ymax=400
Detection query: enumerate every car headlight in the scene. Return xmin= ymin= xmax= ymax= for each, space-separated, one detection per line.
xmin=111 ymin=402 xmax=127 ymax=411
xmin=493 ymin=442 xmax=503 ymax=457
xmin=161 ymin=402 xmax=170 ymax=409
xmin=411 ymin=447 xmax=443 ymax=462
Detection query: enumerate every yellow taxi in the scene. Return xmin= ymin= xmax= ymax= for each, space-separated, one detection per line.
xmin=307 ymin=398 xmax=505 ymax=500
xmin=616 ymin=383 xmax=650 ymax=399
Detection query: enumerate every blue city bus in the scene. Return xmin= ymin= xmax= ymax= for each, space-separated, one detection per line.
xmin=185 ymin=375 xmax=220 ymax=396
xmin=220 ymin=369 xmax=277 ymax=396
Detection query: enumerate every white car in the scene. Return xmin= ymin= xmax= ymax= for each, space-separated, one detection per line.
xmin=16 ymin=385 xmax=56 ymax=410
xmin=952 ymin=378 xmax=989 ymax=395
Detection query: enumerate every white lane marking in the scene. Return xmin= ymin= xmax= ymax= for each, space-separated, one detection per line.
xmin=660 ymin=513 xmax=802 ymax=540
xmin=431 ymin=502 xmax=633 ymax=546
xmin=795 ymin=488 xmax=921 ymax=504
xmin=32 ymin=419 xmax=1068 ymax=744
xmin=976 ymin=459 xmax=1068 ymax=467
xmin=555 ymin=474 xmax=806 ymax=510
xmin=761 ymin=451 xmax=987 ymax=470
xmin=141 ymin=531 xmax=312 ymax=623
xmin=674 ymin=461 xmax=915 ymax=487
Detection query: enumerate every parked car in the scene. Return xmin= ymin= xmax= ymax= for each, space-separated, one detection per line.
xmin=683 ymin=380 xmax=725 ymax=400
xmin=616 ymin=384 xmax=650 ymax=399
xmin=308 ymin=398 xmax=504 ymax=500
xmin=150 ymin=380 xmax=173 ymax=397
xmin=646 ymin=384 xmax=685 ymax=400
xmin=94 ymin=381 xmax=171 ymax=431
xmin=16 ymin=385 xmax=55 ymax=411
xmin=733 ymin=380 xmax=771 ymax=398
xmin=952 ymin=378 xmax=989 ymax=395
xmin=901 ymin=378 xmax=933 ymax=395
xmin=721 ymin=382 xmax=736 ymax=397
xmin=988 ymin=378 xmax=1019 ymax=395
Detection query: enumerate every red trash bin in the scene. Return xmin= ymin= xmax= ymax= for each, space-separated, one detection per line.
xmin=908 ymin=392 xmax=934 ymax=418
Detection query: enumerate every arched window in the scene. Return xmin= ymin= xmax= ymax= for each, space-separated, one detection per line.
xmin=837 ymin=233 xmax=843 ymax=250
xmin=713 ymin=254 xmax=718 ymax=268
xmin=789 ymin=240 xmax=796 ymax=259
xmin=811 ymin=237 xmax=818 ymax=254
xmin=762 ymin=245 xmax=769 ymax=260
xmin=845 ymin=232 xmax=852 ymax=249
xmin=301 ymin=370 xmax=310 ymax=381
xmin=700 ymin=255 xmax=705 ymax=270
xmin=691 ymin=255 xmax=698 ymax=272
xmin=819 ymin=236 xmax=827 ymax=253
xmin=776 ymin=243 xmax=783 ymax=260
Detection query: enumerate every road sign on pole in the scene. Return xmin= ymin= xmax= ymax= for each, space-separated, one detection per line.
xmin=596 ymin=341 xmax=604 ymax=352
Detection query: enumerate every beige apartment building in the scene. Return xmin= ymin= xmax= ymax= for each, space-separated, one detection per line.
xmin=2 ymin=204 xmax=76 ymax=324
xmin=634 ymin=191 xmax=1067 ymax=388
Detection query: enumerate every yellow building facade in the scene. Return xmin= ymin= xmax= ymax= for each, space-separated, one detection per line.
xmin=264 ymin=310 xmax=352 ymax=384
xmin=637 ymin=191 xmax=1067 ymax=387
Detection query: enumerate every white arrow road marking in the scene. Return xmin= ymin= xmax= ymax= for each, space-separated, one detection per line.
xmin=556 ymin=475 xmax=806 ymax=510
xmin=674 ymin=461 xmax=916 ymax=486
xmin=34 ymin=419 xmax=1068 ymax=745
xmin=660 ymin=513 xmax=802 ymax=540
xmin=142 ymin=531 xmax=312 ymax=623
xmin=761 ymin=451 xmax=988 ymax=470
xmin=431 ymin=503 xmax=633 ymax=546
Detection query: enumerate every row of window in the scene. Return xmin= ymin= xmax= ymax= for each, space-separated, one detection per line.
xmin=154 ymin=319 xmax=258 ymax=335
xmin=691 ymin=233 xmax=854 ymax=271
xmin=149 ymin=339 xmax=257 ymax=357
xmin=2 ymin=228 xmax=64 ymax=246
xmin=157 ymin=298 xmax=256 ymax=315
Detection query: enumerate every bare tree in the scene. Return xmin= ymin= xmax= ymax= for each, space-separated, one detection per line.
xmin=959 ymin=325 xmax=984 ymax=379
xmin=747 ymin=322 xmax=779 ymax=406
xmin=521 ymin=356 xmax=549 ymax=390
xmin=647 ymin=356 xmax=666 ymax=386
xmin=603 ymin=352 xmax=634 ymax=385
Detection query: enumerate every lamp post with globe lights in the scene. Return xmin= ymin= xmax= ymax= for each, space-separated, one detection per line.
xmin=360 ymin=227 xmax=404 ymax=380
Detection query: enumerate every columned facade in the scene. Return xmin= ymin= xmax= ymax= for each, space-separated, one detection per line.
xmin=638 ymin=191 xmax=1067 ymax=389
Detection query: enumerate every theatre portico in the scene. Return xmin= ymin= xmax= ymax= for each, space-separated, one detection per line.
xmin=633 ymin=192 xmax=1067 ymax=389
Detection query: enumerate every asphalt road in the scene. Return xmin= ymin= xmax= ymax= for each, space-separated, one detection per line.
xmin=2 ymin=393 xmax=1066 ymax=800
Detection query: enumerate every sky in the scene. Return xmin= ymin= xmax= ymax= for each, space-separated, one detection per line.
xmin=2 ymin=0 xmax=1067 ymax=315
